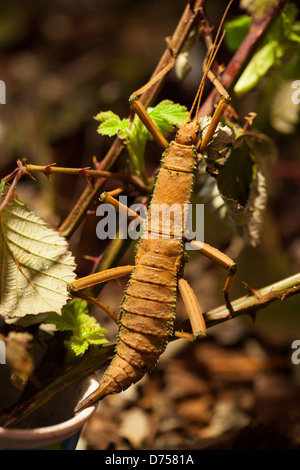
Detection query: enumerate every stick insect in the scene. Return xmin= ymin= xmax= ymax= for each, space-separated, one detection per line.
xmin=72 ymin=1 xmax=237 ymax=412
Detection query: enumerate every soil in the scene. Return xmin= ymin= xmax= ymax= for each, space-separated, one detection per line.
xmin=80 ymin=318 xmax=300 ymax=450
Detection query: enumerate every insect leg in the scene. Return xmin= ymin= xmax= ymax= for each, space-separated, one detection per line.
xmin=130 ymin=97 xmax=169 ymax=149
xmin=190 ymin=240 xmax=236 ymax=315
xmin=129 ymin=60 xmax=177 ymax=149
xmin=69 ymin=266 xmax=134 ymax=324
xmin=199 ymin=94 xmax=230 ymax=152
xmin=173 ymin=330 xmax=195 ymax=342
xmin=70 ymin=190 xmax=145 ymax=307
xmin=99 ymin=190 xmax=145 ymax=223
xmin=178 ymin=278 xmax=206 ymax=340
xmin=207 ymin=69 xmax=229 ymax=97
xmin=70 ymin=265 xmax=134 ymax=292
xmin=76 ymin=291 xmax=119 ymax=324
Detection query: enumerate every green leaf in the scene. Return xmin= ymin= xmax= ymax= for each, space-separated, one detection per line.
xmin=0 ymin=183 xmax=76 ymax=318
xmin=281 ymin=3 xmax=300 ymax=44
xmin=95 ymin=110 xmax=130 ymax=138
xmin=224 ymin=15 xmax=251 ymax=52
xmin=94 ymin=100 xmax=188 ymax=178
xmin=147 ymin=100 xmax=188 ymax=139
xmin=67 ymin=336 xmax=89 ymax=356
xmin=197 ymin=133 xmax=271 ymax=247
xmin=217 ymin=140 xmax=256 ymax=207
xmin=283 ymin=51 xmax=300 ymax=80
xmin=46 ymin=298 xmax=108 ymax=356
xmin=95 ymin=110 xmax=119 ymax=123
xmin=234 ymin=3 xmax=300 ymax=95
xmin=97 ymin=117 xmax=123 ymax=137
xmin=234 ymin=41 xmax=279 ymax=96
xmin=117 ymin=118 xmax=131 ymax=140
xmin=152 ymin=100 xmax=188 ymax=124
xmin=240 ymin=0 xmax=279 ymax=20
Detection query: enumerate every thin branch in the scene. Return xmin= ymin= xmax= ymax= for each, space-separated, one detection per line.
xmin=0 ymin=160 xmax=34 ymax=213
xmin=57 ymin=0 xmax=284 ymax=241
xmin=0 ymin=0 xmax=292 ymax=429
xmin=199 ymin=0 xmax=285 ymax=116
xmin=176 ymin=272 xmax=300 ymax=333
xmin=0 ymin=345 xmax=115 ymax=429
xmin=25 ymin=163 xmax=149 ymax=193
xmin=1 ymin=272 xmax=299 ymax=428
xmin=57 ymin=0 xmax=206 ymax=239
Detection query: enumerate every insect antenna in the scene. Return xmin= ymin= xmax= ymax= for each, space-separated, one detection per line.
xmin=189 ymin=0 xmax=234 ymax=122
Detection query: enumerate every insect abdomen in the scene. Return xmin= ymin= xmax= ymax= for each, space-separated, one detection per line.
xmin=78 ymin=142 xmax=198 ymax=405
xmin=95 ymin=238 xmax=182 ymax=398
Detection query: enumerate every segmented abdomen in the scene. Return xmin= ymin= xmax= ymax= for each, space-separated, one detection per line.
xmin=92 ymin=142 xmax=198 ymax=399
xmin=95 ymin=237 xmax=183 ymax=398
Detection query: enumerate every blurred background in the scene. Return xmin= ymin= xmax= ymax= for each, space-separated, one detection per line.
xmin=1 ymin=0 xmax=300 ymax=450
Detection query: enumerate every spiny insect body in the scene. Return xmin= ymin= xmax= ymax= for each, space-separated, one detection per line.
xmin=76 ymin=122 xmax=203 ymax=411
xmin=74 ymin=2 xmax=236 ymax=412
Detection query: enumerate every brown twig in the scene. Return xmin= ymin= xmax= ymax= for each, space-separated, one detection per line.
xmin=0 ymin=0 xmax=292 ymax=430
xmin=199 ymin=0 xmax=285 ymax=116
xmin=176 ymin=272 xmax=300 ymax=333
xmin=1 ymin=271 xmax=299 ymax=428
xmin=57 ymin=0 xmax=206 ymax=240
xmin=0 ymin=160 xmax=34 ymax=213
xmin=25 ymin=163 xmax=149 ymax=193
xmin=0 ymin=345 xmax=115 ymax=429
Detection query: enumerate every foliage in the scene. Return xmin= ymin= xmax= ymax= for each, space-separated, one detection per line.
xmin=225 ymin=2 xmax=300 ymax=95
xmin=0 ymin=182 xmax=76 ymax=318
xmin=95 ymin=100 xmax=188 ymax=179
xmin=0 ymin=0 xmax=299 ymax=428
xmin=240 ymin=0 xmax=280 ymax=19
xmin=197 ymin=118 xmax=271 ymax=247
xmin=45 ymin=299 xmax=108 ymax=356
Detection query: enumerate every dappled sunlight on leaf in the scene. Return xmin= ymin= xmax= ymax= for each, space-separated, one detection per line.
xmin=0 ymin=183 xmax=76 ymax=317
